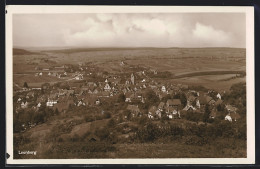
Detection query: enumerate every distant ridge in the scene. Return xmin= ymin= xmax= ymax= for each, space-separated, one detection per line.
xmin=13 ymin=48 xmax=40 ymax=55
xmin=41 ymin=47 xmax=245 ymax=54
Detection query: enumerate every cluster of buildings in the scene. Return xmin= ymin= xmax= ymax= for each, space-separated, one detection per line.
xmin=14 ymin=63 xmax=241 ymax=129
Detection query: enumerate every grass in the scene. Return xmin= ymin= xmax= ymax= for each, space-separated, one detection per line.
xmin=14 ymin=138 xmax=246 ymax=159
xmin=114 ymin=139 xmax=246 ymax=158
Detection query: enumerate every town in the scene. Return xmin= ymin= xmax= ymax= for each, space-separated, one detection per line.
xmin=12 ymin=49 xmax=247 ymax=159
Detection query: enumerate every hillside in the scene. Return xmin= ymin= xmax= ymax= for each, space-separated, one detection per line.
xmin=13 ymin=48 xmax=40 ymax=55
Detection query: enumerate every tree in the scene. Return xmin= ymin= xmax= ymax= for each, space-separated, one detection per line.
xmin=173 ymin=92 xmax=187 ymax=107
xmin=216 ymin=104 xmax=225 ymax=112
xmin=145 ymin=89 xmax=159 ymax=107
xmin=41 ymin=83 xmax=51 ymax=91
xmin=123 ymin=110 xmax=131 ymax=120
xmin=117 ymin=93 xmax=126 ymax=103
xmin=60 ymin=82 xmax=70 ymax=90
xmin=180 ymin=93 xmax=187 ymax=107
xmin=161 ymin=94 xmax=172 ymax=103
xmin=23 ymin=82 xmax=29 ymax=88
xmin=103 ymin=112 xmax=111 ymax=119
xmin=203 ymin=104 xmax=210 ymax=122
xmin=107 ymin=118 xmax=116 ymax=128
xmin=54 ymin=108 xmax=60 ymax=115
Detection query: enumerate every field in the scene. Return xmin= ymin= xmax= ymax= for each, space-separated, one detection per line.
xmin=13 ymin=47 xmax=246 ymax=91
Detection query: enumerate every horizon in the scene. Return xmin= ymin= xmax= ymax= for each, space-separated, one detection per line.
xmin=13 ymin=46 xmax=246 ymax=50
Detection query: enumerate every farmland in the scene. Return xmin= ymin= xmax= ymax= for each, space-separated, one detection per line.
xmin=13 ymin=47 xmax=245 ymax=91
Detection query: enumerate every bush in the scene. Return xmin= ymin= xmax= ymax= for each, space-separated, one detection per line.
xmin=85 ymin=115 xmax=94 ymax=122
xmin=103 ymin=112 xmax=111 ymax=119
xmin=169 ymin=124 xmax=184 ymax=137
xmin=94 ymin=128 xmax=110 ymax=141
xmin=186 ymin=111 xmax=202 ymax=122
xmin=107 ymin=118 xmax=116 ymax=128
xmin=136 ymin=122 xmax=160 ymax=142
xmin=57 ymin=137 xmax=64 ymax=142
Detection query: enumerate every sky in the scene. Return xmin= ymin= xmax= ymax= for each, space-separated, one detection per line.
xmin=13 ymin=13 xmax=246 ymax=48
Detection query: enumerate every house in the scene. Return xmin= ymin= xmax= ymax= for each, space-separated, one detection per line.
xmin=225 ymin=112 xmax=240 ymax=122
xmin=37 ymin=102 xmax=41 ymax=108
xmin=125 ymin=92 xmax=132 ymax=102
xmin=205 ymin=96 xmax=215 ymax=105
xmin=216 ymin=93 xmax=222 ymax=100
xmin=166 ymin=107 xmax=180 ymax=119
xmin=148 ymin=106 xmax=157 ymax=119
xmin=52 ymin=72 xmax=58 ymax=77
xmin=104 ymin=83 xmax=111 ymax=91
xmin=225 ymin=105 xmax=238 ymax=113
xmin=21 ymin=101 xmax=28 ymax=109
xmin=77 ymin=100 xmax=86 ymax=106
xmin=93 ymin=88 xmax=100 ymax=94
xmin=225 ymin=115 xmax=232 ymax=122
xmin=64 ymin=89 xmax=75 ymax=96
xmin=37 ymin=95 xmax=48 ymax=103
xmin=166 ymin=99 xmax=181 ymax=108
xmin=17 ymin=97 xmax=22 ymax=103
xmin=126 ymin=105 xmax=141 ymax=117
xmin=165 ymin=99 xmax=182 ymax=119
xmin=75 ymin=74 xmax=83 ymax=80
xmin=158 ymin=102 xmax=165 ymax=112
xmin=187 ymin=95 xmax=196 ymax=105
xmin=46 ymin=98 xmax=57 ymax=107
xmin=120 ymin=61 xmax=125 ymax=66
xmin=59 ymin=74 xmax=67 ymax=78
xmin=224 ymin=105 xmax=240 ymax=122
xmin=83 ymin=95 xmax=98 ymax=106
xmin=228 ymin=112 xmax=241 ymax=122
xmin=95 ymin=99 xmax=101 ymax=105
xmin=129 ymin=93 xmax=143 ymax=103
xmin=110 ymin=78 xmax=121 ymax=85
xmin=183 ymin=105 xmax=196 ymax=111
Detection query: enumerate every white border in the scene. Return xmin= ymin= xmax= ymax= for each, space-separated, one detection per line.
xmin=5 ymin=5 xmax=255 ymax=164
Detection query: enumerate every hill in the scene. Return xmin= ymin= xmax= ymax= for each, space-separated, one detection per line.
xmin=13 ymin=48 xmax=40 ymax=55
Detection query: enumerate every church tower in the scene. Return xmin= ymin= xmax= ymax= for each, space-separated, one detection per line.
xmin=131 ymin=73 xmax=135 ymax=85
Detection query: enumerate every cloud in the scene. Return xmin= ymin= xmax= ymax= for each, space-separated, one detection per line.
xmin=13 ymin=13 xmax=245 ymax=48
xmin=192 ymin=22 xmax=233 ymax=46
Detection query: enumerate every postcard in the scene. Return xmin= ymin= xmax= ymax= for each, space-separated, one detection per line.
xmin=5 ymin=5 xmax=255 ymax=164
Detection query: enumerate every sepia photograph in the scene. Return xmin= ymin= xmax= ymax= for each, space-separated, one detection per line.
xmin=5 ymin=6 xmax=255 ymax=164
